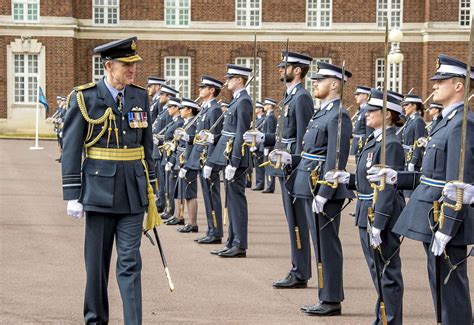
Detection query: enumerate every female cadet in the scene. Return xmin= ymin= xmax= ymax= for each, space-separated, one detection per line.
xmin=400 ymin=94 xmax=426 ymax=172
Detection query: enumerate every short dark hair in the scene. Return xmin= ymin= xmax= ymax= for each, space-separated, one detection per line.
xmin=291 ymin=63 xmax=310 ymax=79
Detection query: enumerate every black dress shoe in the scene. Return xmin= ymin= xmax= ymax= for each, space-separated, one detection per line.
xmin=301 ymin=302 xmax=341 ymax=316
xmin=166 ymin=217 xmax=185 ymax=225
xmin=161 ymin=212 xmax=172 ymax=220
xmin=210 ymin=247 xmax=230 ymax=255
xmin=252 ymin=186 xmax=264 ymax=191
xmin=197 ymin=235 xmax=222 ymax=244
xmin=262 ymin=188 xmax=274 ymax=193
xmin=177 ymin=224 xmax=198 ymax=233
xmin=218 ymin=246 xmax=246 ymax=258
xmin=272 ymin=273 xmax=308 ymax=289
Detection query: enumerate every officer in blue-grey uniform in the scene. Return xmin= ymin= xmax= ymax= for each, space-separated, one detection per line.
xmin=252 ymin=101 xmax=266 ymax=191
xmin=203 ymin=64 xmax=253 ymax=258
xmin=426 ymin=102 xmax=443 ymax=135
xmin=189 ymin=75 xmax=225 ymax=244
xmin=350 ymin=85 xmax=373 ymax=160
xmin=244 ymin=51 xmax=314 ymax=287
xmin=61 ymin=36 xmax=156 ymax=324
xmin=50 ymin=95 xmax=67 ymax=162
xmin=147 ymin=76 xmax=166 ymax=123
xmin=391 ymin=54 xmax=474 ymax=325
xmin=261 ymin=98 xmax=278 ymax=193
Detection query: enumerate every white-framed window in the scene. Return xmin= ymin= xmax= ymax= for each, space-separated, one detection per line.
xmin=377 ymin=0 xmax=402 ymax=28
xmin=235 ymin=57 xmax=261 ymax=101
xmin=14 ymin=53 xmax=39 ymax=103
xmin=92 ymin=55 xmax=105 ymax=82
xmin=165 ymin=0 xmax=190 ymax=26
xmin=12 ymin=0 xmax=39 ymax=22
xmin=236 ymin=0 xmax=261 ymax=27
xmin=375 ymin=58 xmax=402 ymax=94
xmin=460 ymin=0 xmax=472 ymax=27
xmin=93 ymin=0 xmax=119 ymax=25
xmin=305 ymin=58 xmax=332 ymax=108
xmin=307 ymin=0 xmax=332 ymax=28
xmin=164 ymin=57 xmax=191 ymax=98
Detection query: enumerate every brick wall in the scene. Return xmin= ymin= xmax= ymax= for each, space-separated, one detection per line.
xmin=41 ymin=1 xmax=73 ymax=17
xmin=262 ymin=0 xmax=306 ymax=23
xmin=192 ymin=0 xmax=234 ymax=21
xmin=333 ymin=0 xmax=377 ymax=23
xmin=0 ymin=0 xmax=10 ymax=15
xmin=428 ymin=0 xmax=459 ymax=22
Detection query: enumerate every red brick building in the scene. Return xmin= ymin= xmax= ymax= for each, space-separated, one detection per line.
xmin=0 ymin=0 xmax=471 ymax=134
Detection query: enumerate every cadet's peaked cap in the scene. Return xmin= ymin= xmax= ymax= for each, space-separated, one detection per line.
xmin=387 ymin=90 xmax=404 ymax=101
xmin=310 ymin=61 xmax=353 ymax=81
xmin=354 ymin=85 xmax=371 ymax=95
xmin=147 ymin=76 xmax=166 ymax=85
xmin=180 ymin=98 xmax=200 ymax=110
xmin=220 ymin=101 xmax=230 ymax=107
xmin=256 ymin=101 xmax=264 ymax=109
xmin=160 ymin=85 xmax=179 ymax=96
xmin=400 ymin=94 xmax=423 ymax=106
xmin=264 ymin=98 xmax=277 ymax=106
xmin=56 ymin=95 xmax=63 ymax=100
xmin=277 ymin=51 xmax=313 ymax=67
xmin=366 ymin=88 xmax=403 ymax=114
xmin=94 ymin=36 xmax=142 ymax=63
xmin=168 ymin=97 xmax=181 ymax=107
xmin=429 ymin=102 xmax=443 ymax=110
xmin=199 ymin=75 xmax=224 ymax=88
xmin=225 ymin=64 xmax=252 ymax=78
xmin=431 ymin=54 xmax=474 ymax=80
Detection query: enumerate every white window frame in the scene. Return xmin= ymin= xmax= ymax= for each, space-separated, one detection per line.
xmin=235 ymin=0 xmax=261 ymax=28
xmin=306 ymin=0 xmax=332 ymax=28
xmin=376 ymin=0 xmax=403 ymax=29
xmin=12 ymin=0 xmax=39 ymax=22
xmin=93 ymin=0 xmax=120 ymax=25
xmin=306 ymin=58 xmax=332 ymax=108
xmin=13 ymin=53 xmax=39 ymax=103
xmin=234 ymin=57 xmax=261 ymax=101
xmin=165 ymin=0 xmax=191 ymax=27
xmin=164 ymin=57 xmax=191 ymax=98
xmin=459 ymin=0 xmax=472 ymax=27
xmin=375 ymin=58 xmax=403 ymax=94
xmin=92 ymin=55 xmax=105 ymax=82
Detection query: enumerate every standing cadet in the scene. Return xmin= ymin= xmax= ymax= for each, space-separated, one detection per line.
xmin=400 ymin=94 xmax=426 ymax=172
xmin=390 ymin=54 xmax=474 ymax=324
xmin=261 ymin=98 xmax=277 ymax=193
xmin=62 ymin=37 xmax=156 ymax=324
xmin=350 ymin=85 xmax=373 ymax=160
xmin=50 ymin=96 xmax=67 ymax=162
xmin=203 ymin=64 xmax=253 ymax=258
xmin=189 ymin=76 xmax=225 ymax=244
xmin=426 ymin=102 xmax=443 ymax=135
xmin=244 ymin=51 xmax=314 ymax=287
xmin=252 ymin=101 xmax=266 ymax=191
xmin=147 ymin=76 xmax=166 ymax=123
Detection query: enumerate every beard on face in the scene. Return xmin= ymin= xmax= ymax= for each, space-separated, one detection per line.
xmin=280 ymin=70 xmax=295 ymax=83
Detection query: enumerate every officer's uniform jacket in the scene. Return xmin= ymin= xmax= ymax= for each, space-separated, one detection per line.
xmin=170 ymin=117 xmax=197 ymax=171
xmin=160 ymin=116 xmax=184 ymax=166
xmin=206 ymin=89 xmax=252 ymax=168
xmin=350 ymin=103 xmax=373 ymax=156
xmin=402 ymin=112 xmax=427 ymax=167
xmin=286 ymin=99 xmax=354 ymax=200
xmin=393 ymin=103 xmax=474 ymax=245
xmin=258 ymin=111 xmax=277 ymax=152
xmin=149 ymin=95 xmax=160 ymax=123
xmin=185 ymin=98 xmax=223 ymax=170
xmin=427 ymin=116 xmax=441 ymax=136
xmin=61 ymin=78 xmax=155 ymax=214
xmin=151 ymin=103 xmax=169 ymax=160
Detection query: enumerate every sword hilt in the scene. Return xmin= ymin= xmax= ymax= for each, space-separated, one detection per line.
xmin=440 ymin=185 xmax=465 ymax=229
xmin=295 ymin=226 xmax=302 ymax=250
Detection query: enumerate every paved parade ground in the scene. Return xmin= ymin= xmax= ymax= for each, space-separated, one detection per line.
xmin=1 ymin=138 xmax=472 ymax=324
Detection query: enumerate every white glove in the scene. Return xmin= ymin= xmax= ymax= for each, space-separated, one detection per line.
xmin=443 ymin=182 xmax=474 ymax=205
xmin=311 ymin=195 xmax=328 ymax=214
xmin=370 ymin=227 xmax=382 ymax=247
xmin=263 ymin=148 xmax=269 ymax=156
xmin=224 ymin=165 xmax=237 ymax=180
xmin=67 ymin=199 xmax=84 ymax=219
xmin=367 ymin=166 xmax=397 ymax=185
xmin=165 ymin=162 xmax=173 ymax=172
xmin=324 ymin=170 xmax=350 ymax=184
xmin=250 ymin=146 xmax=258 ymax=152
xmin=178 ymin=168 xmax=187 ymax=179
xmin=243 ymin=130 xmax=265 ymax=144
xmin=153 ymin=136 xmax=159 ymax=146
xmin=417 ymin=137 xmax=428 ymax=148
xmin=174 ymin=129 xmax=189 ymax=141
xmin=198 ymin=130 xmax=214 ymax=144
xmin=431 ymin=231 xmax=452 ymax=256
xmin=202 ymin=166 xmax=213 ymax=179
xmin=268 ymin=150 xmax=292 ymax=165
xmin=407 ymin=163 xmax=415 ymax=172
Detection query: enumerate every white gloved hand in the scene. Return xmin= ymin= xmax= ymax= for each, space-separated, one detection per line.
xmin=431 ymin=231 xmax=452 ymax=256
xmin=417 ymin=137 xmax=428 ymax=148
xmin=443 ymin=182 xmax=474 ymax=205
xmin=268 ymin=150 xmax=292 ymax=165
xmin=198 ymin=130 xmax=214 ymax=144
xmin=407 ymin=163 xmax=415 ymax=172
xmin=370 ymin=227 xmax=382 ymax=247
xmin=178 ymin=168 xmax=187 ymax=179
xmin=202 ymin=166 xmax=213 ymax=179
xmin=311 ymin=195 xmax=328 ymax=214
xmin=153 ymin=135 xmax=159 ymax=146
xmin=367 ymin=167 xmax=397 ymax=185
xmin=250 ymin=146 xmax=258 ymax=152
xmin=243 ymin=130 xmax=265 ymax=144
xmin=165 ymin=162 xmax=173 ymax=172
xmin=324 ymin=170 xmax=350 ymax=184
xmin=263 ymin=148 xmax=269 ymax=156
xmin=174 ymin=129 xmax=187 ymax=140
xmin=224 ymin=165 xmax=237 ymax=180
xmin=67 ymin=199 xmax=84 ymax=219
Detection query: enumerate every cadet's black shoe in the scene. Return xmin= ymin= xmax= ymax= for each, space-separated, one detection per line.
xmin=272 ymin=273 xmax=308 ymax=289
xmin=177 ymin=224 xmax=198 ymax=233
xmin=161 ymin=212 xmax=172 ymax=220
xmin=166 ymin=217 xmax=185 ymax=225
xmin=210 ymin=247 xmax=231 ymax=255
xmin=301 ymin=302 xmax=341 ymax=316
xmin=262 ymin=188 xmax=274 ymax=193
xmin=252 ymin=186 xmax=264 ymax=191
xmin=218 ymin=246 xmax=246 ymax=258
xmin=197 ymin=236 xmax=222 ymax=244
xmin=194 ymin=236 xmax=206 ymax=242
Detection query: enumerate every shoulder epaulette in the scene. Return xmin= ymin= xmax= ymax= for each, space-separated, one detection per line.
xmin=65 ymin=89 xmax=74 ymax=109
xmin=131 ymin=83 xmax=146 ymax=90
xmin=74 ymin=82 xmax=96 ymax=91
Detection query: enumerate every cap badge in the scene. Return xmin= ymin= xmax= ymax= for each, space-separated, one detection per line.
xmin=131 ymin=40 xmax=137 ymax=51
xmin=436 ymin=57 xmax=441 ymax=70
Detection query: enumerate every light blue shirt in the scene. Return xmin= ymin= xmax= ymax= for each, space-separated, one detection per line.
xmin=442 ymin=101 xmax=463 ymax=119
xmin=103 ymin=76 xmax=126 ymax=107
xmin=286 ymin=81 xmax=301 ymax=96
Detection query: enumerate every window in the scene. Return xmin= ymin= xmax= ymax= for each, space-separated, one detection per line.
xmin=307 ymin=0 xmax=332 ymax=28
xmin=377 ymin=0 xmax=402 ymax=28
xmin=236 ymin=0 xmax=261 ymax=27
xmin=460 ymin=0 xmax=472 ymax=27
xmin=164 ymin=57 xmax=191 ymax=98
xmin=93 ymin=0 xmax=119 ymax=25
xmin=12 ymin=0 xmax=39 ymax=22
xmin=305 ymin=58 xmax=331 ymax=108
xmin=14 ymin=54 xmax=39 ymax=103
xmin=375 ymin=58 xmax=402 ymax=94
xmin=165 ymin=0 xmax=190 ymax=26
xmin=235 ymin=57 xmax=261 ymax=101
xmin=92 ymin=55 xmax=105 ymax=82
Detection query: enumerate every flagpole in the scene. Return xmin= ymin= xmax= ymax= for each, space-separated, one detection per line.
xmin=30 ymin=79 xmax=43 ymax=150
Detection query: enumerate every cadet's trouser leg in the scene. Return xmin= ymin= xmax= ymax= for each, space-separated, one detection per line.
xmin=227 ymin=168 xmax=248 ymax=249
xmin=266 ymin=174 xmax=275 ymax=191
xmin=168 ymin=170 xmax=178 ymax=215
xmin=423 ymin=243 xmax=472 ymax=325
xmin=303 ymin=198 xmax=344 ymax=302
xmin=280 ymin=178 xmax=311 ymax=281
xmin=254 ymin=151 xmax=265 ymax=188
xmin=115 ymin=213 xmax=144 ymax=325
xmin=200 ymin=171 xmax=223 ymax=237
xmin=154 ymin=161 xmax=165 ymax=211
xmin=359 ymin=227 xmax=403 ymax=325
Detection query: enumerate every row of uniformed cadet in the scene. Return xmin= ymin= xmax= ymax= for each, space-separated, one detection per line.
xmin=48 ymin=95 xmax=67 ymax=162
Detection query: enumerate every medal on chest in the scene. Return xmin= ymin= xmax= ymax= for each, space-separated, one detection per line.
xmin=284 ymin=105 xmax=289 ymax=117
xmin=366 ymin=152 xmax=374 ymax=168
xmin=128 ymin=107 xmax=148 ymax=128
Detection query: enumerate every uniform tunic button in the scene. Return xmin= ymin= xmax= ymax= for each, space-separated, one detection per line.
xmin=95 ymin=171 xmax=99 ymax=175
xmin=123 ymin=131 xmax=126 ymax=135
xmin=123 ymin=145 xmax=128 ymax=149
xmin=122 ymin=117 xmax=125 ymax=121
xmin=432 ymin=144 xmax=435 ymax=147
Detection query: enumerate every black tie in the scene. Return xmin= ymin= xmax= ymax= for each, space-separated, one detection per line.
xmin=116 ymin=92 xmax=123 ymax=113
